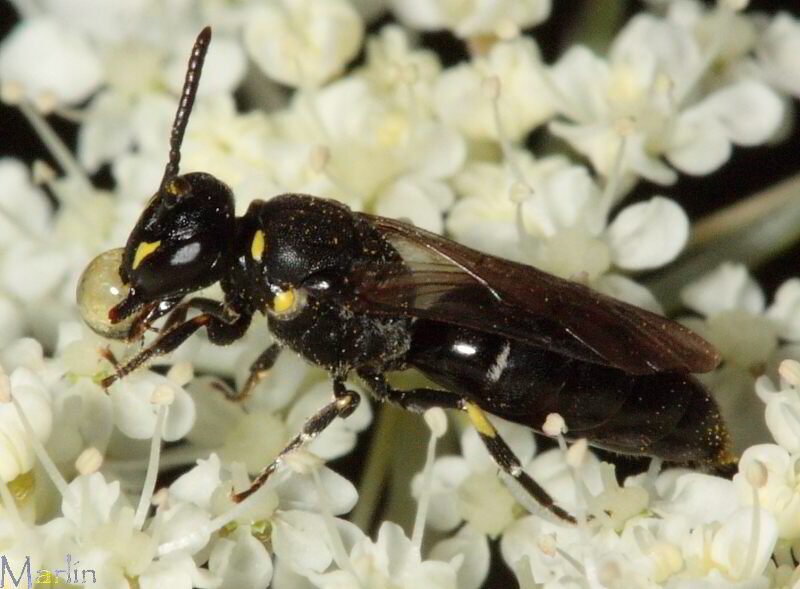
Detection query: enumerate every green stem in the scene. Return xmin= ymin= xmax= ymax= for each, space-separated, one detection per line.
xmin=560 ymin=0 xmax=629 ymax=55
xmin=351 ymin=403 xmax=399 ymax=530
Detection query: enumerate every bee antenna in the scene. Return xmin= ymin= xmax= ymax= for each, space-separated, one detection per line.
xmin=160 ymin=26 xmax=212 ymax=192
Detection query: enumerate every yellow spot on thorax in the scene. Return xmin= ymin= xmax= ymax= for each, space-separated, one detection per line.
xmin=272 ymin=289 xmax=296 ymax=314
xmin=132 ymin=240 xmax=161 ymax=269
xmin=251 ymin=230 xmax=266 ymax=261
xmin=465 ymin=402 xmax=497 ymax=438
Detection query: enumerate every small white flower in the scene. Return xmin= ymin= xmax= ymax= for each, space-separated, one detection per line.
xmin=179 ymin=94 xmax=279 ymax=205
xmin=0 ymin=158 xmax=51 ymax=246
xmin=680 ymin=263 xmax=800 ymax=368
xmin=276 ymin=76 xmax=465 ymax=224
xmin=756 ymin=366 xmax=800 ymax=454
xmin=734 ymin=444 xmax=800 ymax=540
xmin=302 ymin=520 xmax=462 ymax=588
xmin=680 ymin=264 xmax=800 ymax=453
xmin=448 ymin=154 xmax=603 ymax=262
xmin=448 ymin=153 xmax=685 ymax=307
xmin=522 ymin=447 xmax=605 ymax=514
xmin=243 ymin=0 xmax=364 ymax=87
xmin=360 ymin=25 xmax=442 ymax=111
xmin=35 ymin=0 xmax=156 ymax=43
xmin=430 ymin=526 xmax=490 ymax=589
xmin=766 ymin=279 xmax=800 ymax=342
xmin=80 ymin=34 xmax=245 ymax=174
xmin=45 ymin=472 xmax=216 ymax=588
xmin=667 ymin=79 xmax=785 ymax=175
xmin=273 ymin=509 xmax=338 ymax=574
xmin=692 ymin=507 xmax=777 ymax=581
xmin=0 ymin=294 xmax=23 ymax=348
xmin=500 ymin=514 xmax=583 ymax=586
xmin=653 ymin=470 xmax=739 ymax=525
xmin=605 ymin=195 xmax=689 ymax=270
xmin=412 ymin=417 xmax=534 ymax=536
xmin=0 ymin=17 xmax=103 ymax=108
xmin=682 ymin=262 xmax=765 ymax=318
xmin=549 ymin=12 xmax=784 ymax=184
xmin=0 ymin=366 xmax=53 ymax=483
xmin=433 ymin=37 xmax=554 ymax=142
xmin=754 ymin=12 xmax=800 ymax=98
xmin=208 ymin=526 xmax=273 ymax=589
xmin=392 ymin=0 xmax=552 ymax=39
xmin=110 ymin=372 xmax=196 ymax=442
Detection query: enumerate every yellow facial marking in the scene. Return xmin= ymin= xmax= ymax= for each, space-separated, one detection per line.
xmin=132 ymin=240 xmax=161 ymax=270
xmin=272 ymin=289 xmax=296 ymax=314
xmin=465 ymin=402 xmax=497 ymax=438
xmin=251 ymin=230 xmax=266 ymax=261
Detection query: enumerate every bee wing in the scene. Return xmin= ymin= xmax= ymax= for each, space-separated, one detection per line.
xmin=351 ymin=214 xmax=720 ymax=375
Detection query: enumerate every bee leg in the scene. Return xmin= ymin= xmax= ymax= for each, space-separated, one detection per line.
xmin=161 ymin=297 xmax=242 ymax=332
xmin=357 ymin=371 xmax=462 ymax=410
xmin=232 ymin=376 xmax=360 ymax=502
xmin=128 ymin=296 xmax=235 ymax=340
xmin=358 ymin=372 xmax=575 ymax=524
xmin=224 ymin=343 xmax=282 ymax=402
xmin=101 ymin=307 xmax=251 ymax=388
xmin=463 ymin=401 xmax=576 ymax=524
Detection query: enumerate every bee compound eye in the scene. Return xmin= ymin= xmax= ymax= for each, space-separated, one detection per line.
xmin=77 ymin=248 xmax=135 ymax=339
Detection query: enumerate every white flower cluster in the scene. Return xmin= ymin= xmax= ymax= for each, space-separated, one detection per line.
xmin=1 ymin=0 xmax=799 ymax=587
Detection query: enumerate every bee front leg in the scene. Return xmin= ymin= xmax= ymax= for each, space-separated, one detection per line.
xmin=231 ymin=376 xmax=360 ymax=502
xmin=101 ymin=305 xmax=251 ymax=387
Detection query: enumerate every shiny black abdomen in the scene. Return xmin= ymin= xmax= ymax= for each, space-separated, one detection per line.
xmin=406 ymin=321 xmax=728 ymax=465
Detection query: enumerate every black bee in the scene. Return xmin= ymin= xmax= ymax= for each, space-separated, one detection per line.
xmin=77 ymin=27 xmax=733 ymax=523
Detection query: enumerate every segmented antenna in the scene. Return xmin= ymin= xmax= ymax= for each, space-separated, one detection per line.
xmin=160 ymin=26 xmax=212 ymax=191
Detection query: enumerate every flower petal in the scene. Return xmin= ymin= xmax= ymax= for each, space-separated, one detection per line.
xmin=272 ymin=510 xmax=333 ymax=574
xmin=710 ymin=507 xmax=777 ymax=580
xmin=243 ymin=0 xmax=363 ymax=87
xmin=430 ymin=526 xmax=489 ymax=589
xmin=209 ymin=528 xmax=273 ymax=589
xmin=375 ymin=178 xmax=449 ymax=233
xmin=607 ymin=196 xmax=689 ymax=270
xmin=766 ymin=278 xmax=800 ymax=342
xmin=681 ymin=262 xmax=765 ymax=316
xmin=0 ymin=18 xmax=102 ymax=105
xmin=697 ymin=81 xmax=784 ymax=146
xmin=276 ymin=466 xmax=358 ymax=516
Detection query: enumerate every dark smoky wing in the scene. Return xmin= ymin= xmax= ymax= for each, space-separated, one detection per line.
xmin=353 ymin=214 xmax=720 ymax=375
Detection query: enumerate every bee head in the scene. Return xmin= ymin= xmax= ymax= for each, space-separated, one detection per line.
xmin=109 ymin=172 xmax=236 ymax=322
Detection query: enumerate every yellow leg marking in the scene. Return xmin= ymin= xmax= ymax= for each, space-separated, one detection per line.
xmin=465 ymin=402 xmax=497 ymax=438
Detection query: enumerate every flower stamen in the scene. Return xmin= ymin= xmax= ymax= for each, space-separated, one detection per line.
xmin=133 ymin=389 xmax=171 ymax=530
xmin=8 ymin=389 xmax=70 ymax=499
xmin=743 ymin=460 xmax=767 ymax=578
xmin=411 ymin=407 xmax=447 ymax=549
xmin=17 ymin=101 xmax=93 ymax=196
